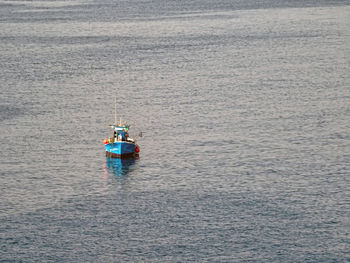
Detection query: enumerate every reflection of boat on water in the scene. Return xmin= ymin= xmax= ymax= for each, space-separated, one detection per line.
xmin=105 ymin=157 xmax=137 ymax=176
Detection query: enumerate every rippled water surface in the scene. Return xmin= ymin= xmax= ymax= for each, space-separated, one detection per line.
xmin=1 ymin=0 xmax=349 ymax=262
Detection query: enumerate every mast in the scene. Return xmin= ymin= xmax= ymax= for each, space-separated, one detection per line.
xmin=114 ymin=97 xmax=117 ymax=125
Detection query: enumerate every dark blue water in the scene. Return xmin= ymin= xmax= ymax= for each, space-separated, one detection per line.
xmin=1 ymin=0 xmax=349 ymax=262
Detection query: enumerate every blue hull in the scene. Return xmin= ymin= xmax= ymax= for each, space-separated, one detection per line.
xmin=105 ymin=141 xmax=136 ymax=158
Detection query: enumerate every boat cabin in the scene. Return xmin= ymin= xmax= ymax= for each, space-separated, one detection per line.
xmin=110 ymin=125 xmax=133 ymax=142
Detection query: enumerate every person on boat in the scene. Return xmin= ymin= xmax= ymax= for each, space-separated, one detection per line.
xmin=121 ymin=129 xmax=126 ymax=141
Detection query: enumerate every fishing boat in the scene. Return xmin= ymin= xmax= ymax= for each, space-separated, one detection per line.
xmin=103 ymin=98 xmax=141 ymax=158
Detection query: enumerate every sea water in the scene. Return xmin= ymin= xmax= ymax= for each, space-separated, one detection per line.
xmin=0 ymin=0 xmax=349 ymax=261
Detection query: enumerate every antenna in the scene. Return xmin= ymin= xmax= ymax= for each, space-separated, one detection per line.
xmin=114 ymin=97 xmax=117 ymax=125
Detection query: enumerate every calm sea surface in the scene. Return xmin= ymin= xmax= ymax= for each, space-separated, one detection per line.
xmin=1 ymin=0 xmax=349 ymax=262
